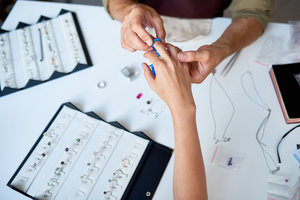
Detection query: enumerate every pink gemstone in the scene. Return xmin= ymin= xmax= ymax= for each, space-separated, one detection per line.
xmin=136 ymin=93 xmax=142 ymax=99
xmin=285 ymin=179 xmax=288 ymax=182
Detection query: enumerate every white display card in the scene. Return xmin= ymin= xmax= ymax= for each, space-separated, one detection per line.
xmin=0 ymin=11 xmax=89 ymax=91
xmin=0 ymin=32 xmax=17 ymax=90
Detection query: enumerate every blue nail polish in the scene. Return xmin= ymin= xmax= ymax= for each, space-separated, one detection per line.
xmin=148 ymin=64 xmax=156 ymax=77
xmin=148 ymin=38 xmax=161 ymax=78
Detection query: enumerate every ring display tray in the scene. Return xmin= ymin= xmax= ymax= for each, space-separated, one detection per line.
xmin=0 ymin=9 xmax=92 ymax=97
xmin=7 ymin=102 xmax=173 ymax=200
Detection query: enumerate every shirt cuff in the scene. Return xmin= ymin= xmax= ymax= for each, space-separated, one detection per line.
xmin=231 ymin=9 xmax=271 ymax=32
xmin=102 ymin=0 xmax=114 ymax=19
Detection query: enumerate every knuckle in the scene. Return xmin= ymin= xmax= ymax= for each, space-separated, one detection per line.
xmin=188 ymin=53 xmax=196 ymax=60
xmin=138 ymin=44 xmax=148 ymax=51
xmin=203 ymin=50 xmax=211 ymax=59
xmin=133 ymin=7 xmax=143 ymax=15
xmin=131 ymin=23 xmax=140 ymax=32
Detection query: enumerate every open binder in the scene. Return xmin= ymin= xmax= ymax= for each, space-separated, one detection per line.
xmin=7 ymin=102 xmax=173 ymax=200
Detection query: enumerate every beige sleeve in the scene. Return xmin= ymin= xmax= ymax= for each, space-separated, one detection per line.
xmin=102 ymin=0 xmax=111 ymax=16
xmin=229 ymin=0 xmax=274 ymax=31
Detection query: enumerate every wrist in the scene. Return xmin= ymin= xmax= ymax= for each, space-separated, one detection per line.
xmin=109 ymin=1 xmax=137 ymax=22
xmin=170 ymin=102 xmax=196 ymax=125
xmin=211 ymin=40 xmax=233 ymax=61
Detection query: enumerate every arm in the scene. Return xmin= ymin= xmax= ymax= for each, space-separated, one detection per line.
xmin=105 ymin=0 xmax=165 ymax=52
xmin=177 ymin=0 xmax=273 ymax=83
xmin=212 ymin=17 xmax=263 ymax=60
xmin=177 ymin=17 xmax=263 ymax=83
xmin=143 ymin=41 xmax=208 ymax=200
xmin=172 ymin=107 xmax=208 ymax=200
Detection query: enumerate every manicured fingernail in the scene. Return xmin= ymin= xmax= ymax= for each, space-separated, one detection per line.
xmin=146 ymin=39 xmax=152 ymax=46
xmin=178 ymin=53 xmax=186 ymax=60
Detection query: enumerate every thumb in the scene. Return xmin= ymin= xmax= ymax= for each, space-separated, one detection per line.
xmin=177 ymin=51 xmax=207 ymax=63
xmin=142 ymin=63 xmax=155 ymax=88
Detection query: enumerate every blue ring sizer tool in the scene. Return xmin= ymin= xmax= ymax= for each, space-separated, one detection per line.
xmin=148 ymin=38 xmax=161 ymax=77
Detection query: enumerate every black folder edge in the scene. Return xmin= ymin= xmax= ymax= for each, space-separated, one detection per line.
xmin=7 ymin=102 xmax=173 ymax=200
xmin=0 ymin=9 xmax=92 ymax=98
xmin=270 ymin=63 xmax=300 ymax=122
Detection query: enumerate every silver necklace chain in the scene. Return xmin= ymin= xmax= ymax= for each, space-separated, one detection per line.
xmin=241 ymin=71 xmax=280 ymax=174
xmin=210 ymin=73 xmax=235 ymax=143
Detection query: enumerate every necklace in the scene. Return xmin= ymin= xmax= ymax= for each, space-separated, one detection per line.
xmin=241 ymin=71 xmax=280 ymax=174
xmin=140 ymin=99 xmax=167 ymax=119
xmin=209 ymin=73 xmax=235 ymax=143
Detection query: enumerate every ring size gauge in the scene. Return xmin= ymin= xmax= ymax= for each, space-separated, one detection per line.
xmin=0 ymin=33 xmax=17 ymax=89
xmin=40 ymin=20 xmax=64 ymax=73
xmin=241 ymin=71 xmax=280 ymax=174
xmin=36 ymin=119 xmax=99 ymax=200
xmin=18 ymin=27 xmax=40 ymax=81
xmin=10 ymin=107 xmax=76 ymax=192
xmin=67 ymin=129 xmax=123 ymax=200
xmin=100 ymin=139 xmax=149 ymax=200
xmin=58 ymin=13 xmax=87 ymax=67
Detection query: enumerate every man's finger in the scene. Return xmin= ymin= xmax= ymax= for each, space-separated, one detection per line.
xmin=121 ymin=39 xmax=136 ymax=52
xmin=122 ymin=40 xmax=136 ymax=52
xmin=166 ymin=43 xmax=181 ymax=60
xmin=152 ymin=16 xmax=166 ymax=43
xmin=121 ymin=30 xmax=137 ymax=52
xmin=143 ymin=50 xmax=163 ymax=66
xmin=177 ymin=50 xmax=209 ymax=62
xmin=132 ymin=24 xmax=153 ymax=46
xmin=127 ymin=31 xmax=150 ymax=51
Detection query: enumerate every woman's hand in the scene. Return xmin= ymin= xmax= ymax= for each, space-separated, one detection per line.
xmin=143 ymin=41 xmax=208 ymax=200
xmin=120 ymin=4 xmax=165 ymax=52
xmin=142 ymin=41 xmax=195 ymax=116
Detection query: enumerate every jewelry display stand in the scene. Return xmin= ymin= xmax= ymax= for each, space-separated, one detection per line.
xmin=0 ymin=9 xmax=92 ymax=97
xmin=7 ymin=102 xmax=172 ymax=200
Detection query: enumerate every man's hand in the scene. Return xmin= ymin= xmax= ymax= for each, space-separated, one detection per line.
xmin=119 ymin=4 xmax=165 ymax=52
xmin=177 ymin=44 xmax=229 ymax=83
xmin=177 ymin=17 xmax=263 ymax=84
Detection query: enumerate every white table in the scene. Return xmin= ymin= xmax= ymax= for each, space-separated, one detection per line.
xmin=0 ymin=1 xmax=299 ymax=200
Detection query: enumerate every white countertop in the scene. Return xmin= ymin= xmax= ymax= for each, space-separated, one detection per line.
xmin=0 ymin=1 xmax=299 ymax=199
